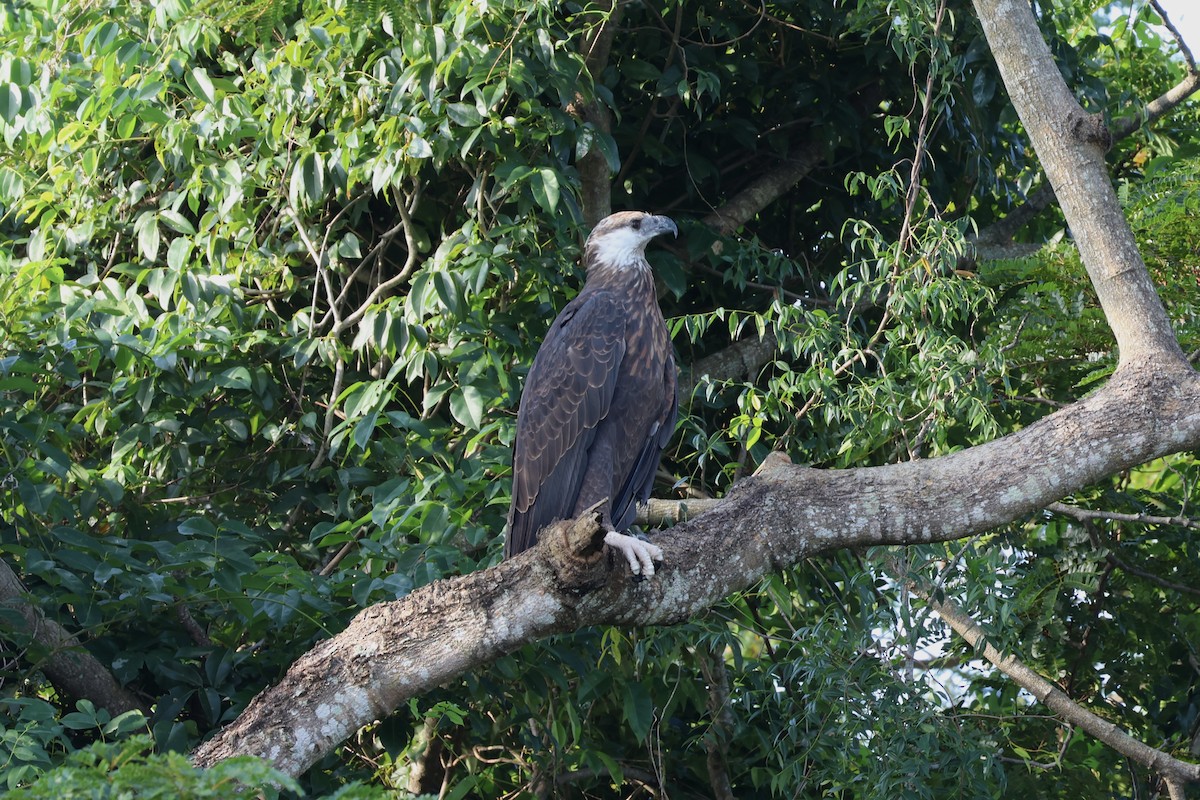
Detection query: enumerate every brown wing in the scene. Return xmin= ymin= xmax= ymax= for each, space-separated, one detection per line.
xmin=607 ymin=351 xmax=677 ymax=532
xmin=505 ymin=289 xmax=627 ymax=557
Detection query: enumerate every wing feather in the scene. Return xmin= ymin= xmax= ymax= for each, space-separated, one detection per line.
xmin=609 ymin=356 xmax=678 ymax=531
xmin=506 ymin=290 xmax=627 ymax=556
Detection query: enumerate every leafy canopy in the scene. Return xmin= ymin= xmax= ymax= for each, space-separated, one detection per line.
xmin=0 ymin=0 xmax=1197 ymax=796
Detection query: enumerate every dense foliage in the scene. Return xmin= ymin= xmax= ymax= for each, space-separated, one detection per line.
xmin=0 ymin=0 xmax=1197 ymax=797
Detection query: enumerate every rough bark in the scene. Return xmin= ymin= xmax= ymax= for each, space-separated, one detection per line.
xmin=192 ymin=0 xmax=1200 ymax=781
xmin=0 ymin=558 xmax=148 ymax=717
xmin=680 ymin=330 xmax=778 ymax=398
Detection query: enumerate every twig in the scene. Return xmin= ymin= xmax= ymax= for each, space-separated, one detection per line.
xmin=332 ymin=186 xmax=422 ymax=335
xmin=1149 ymin=0 xmax=1196 ymax=72
xmin=176 ymin=603 xmax=212 ymax=648
xmin=309 ymin=355 xmax=346 ymax=475
xmin=1105 ymin=551 xmax=1200 ymax=599
xmin=1010 ymin=394 xmax=1070 ymax=409
xmin=289 ymin=206 xmax=338 ymax=335
xmin=1047 ymin=501 xmax=1200 ymax=531
xmin=696 ymin=647 xmax=736 ymax=800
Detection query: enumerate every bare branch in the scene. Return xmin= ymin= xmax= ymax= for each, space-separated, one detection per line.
xmin=973 ymin=52 xmax=1200 ymax=253
xmin=925 ymin=590 xmax=1200 ymax=789
xmin=701 ymin=141 xmax=823 ymax=237
xmin=1047 ymin=500 xmax=1200 ymax=532
xmin=1104 ymin=551 xmax=1200 ymax=599
xmin=573 ymin=0 xmax=623 ymax=227
xmin=697 ymin=647 xmax=736 ymax=800
xmin=333 ymin=186 xmax=422 ymax=335
xmin=680 ymin=331 xmax=778 ymax=398
xmin=1148 ymin=0 xmax=1196 ymax=73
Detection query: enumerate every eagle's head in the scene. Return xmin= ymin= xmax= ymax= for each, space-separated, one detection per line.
xmin=584 ymin=211 xmax=678 ymax=274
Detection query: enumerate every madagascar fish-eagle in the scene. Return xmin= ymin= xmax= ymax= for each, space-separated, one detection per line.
xmin=505 ymin=211 xmax=679 ymax=577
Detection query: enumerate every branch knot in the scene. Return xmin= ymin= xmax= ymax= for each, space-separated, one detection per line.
xmin=540 ymin=501 xmax=610 ymax=594
xmin=1068 ymin=111 xmax=1113 ymax=151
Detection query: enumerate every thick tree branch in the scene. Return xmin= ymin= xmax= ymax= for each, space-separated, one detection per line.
xmin=680 ymin=331 xmax=778 ymax=398
xmin=926 ymin=591 xmax=1200 ymax=794
xmin=194 ymin=359 xmax=1200 ymax=776
xmin=697 ymin=646 xmax=736 ymax=800
xmin=574 ymin=1 xmax=623 ymax=227
xmin=0 ymin=558 xmax=148 ymax=718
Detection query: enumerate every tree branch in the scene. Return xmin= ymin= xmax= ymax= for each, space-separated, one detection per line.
xmin=193 ymin=360 xmax=1200 ymax=775
xmin=573 ymin=0 xmax=623 ymax=228
xmin=1047 ymin=500 xmax=1200 ymax=532
xmin=1104 ymin=551 xmax=1200 ymax=599
xmin=0 ymin=558 xmax=148 ymax=718
xmin=1148 ymin=0 xmax=1196 ymax=73
xmin=680 ymin=331 xmax=778 ymax=398
xmin=972 ymin=47 xmax=1200 ymax=253
xmin=701 ymin=141 xmax=824 ymax=236
xmin=697 ymin=646 xmax=736 ymax=800
xmin=925 ymin=590 xmax=1200 ymax=792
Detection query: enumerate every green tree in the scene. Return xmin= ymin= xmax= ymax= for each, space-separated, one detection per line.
xmin=0 ymin=0 xmax=1197 ymax=797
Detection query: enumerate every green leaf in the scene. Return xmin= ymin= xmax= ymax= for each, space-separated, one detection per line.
xmin=166 ymin=237 xmax=192 ymax=272
xmin=134 ymin=211 xmax=160 ymax=261
xmin=407 ymin=136 xmax=433 ymax=159
xmin=0 ymin=165 xmax=24 ymax=203
xmin=147 ymin=268 xmax=178 ymax=307
xmin=622 ymin=681 xmax=654 ymax=743
xmin=446 ymin=102 xmax=483 ymax=126
xmin=186 ymin=67 xmax=217 ymax=104
xmin=83 ymin=20 xmax=120 ymax=55
xmin=178 ymin=517 xmax=217 ymax=537
xmin=159 ymin=209 xmax=195 ymax=235
xmin=449 ymin=385 xmax=484 ymax=429
xmin=532 ymin=168 xmax=560 ymax=213
xmin=289 ymin=151 xmax=325 ymax=208
xmin=432 ymin=270 xmax=460 ymax=315
xmin=216 ymin=366 xmax=253 ymax=390
xmin=0 ymin=83 xmax=21 ymax=124
xmin=353 ymin=410 xmax=379 ymax=450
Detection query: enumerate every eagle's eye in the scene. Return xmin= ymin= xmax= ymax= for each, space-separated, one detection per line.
xmin=631 ymin=218 xmax=642 ymax=230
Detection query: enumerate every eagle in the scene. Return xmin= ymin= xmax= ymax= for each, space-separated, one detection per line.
xmin=505 ymin=211 xmax=679 ymax=577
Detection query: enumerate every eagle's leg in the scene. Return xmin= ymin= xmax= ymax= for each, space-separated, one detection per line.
xmin=603 ymin=530 xmax=664 ymax=577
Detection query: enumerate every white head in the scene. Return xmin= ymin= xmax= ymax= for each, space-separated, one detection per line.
xmin=583 ymin=211 xmax=678 ymax=274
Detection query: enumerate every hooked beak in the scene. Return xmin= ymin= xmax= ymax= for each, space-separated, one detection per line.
xmin=648 ymin=215 xmax=679 ymax=239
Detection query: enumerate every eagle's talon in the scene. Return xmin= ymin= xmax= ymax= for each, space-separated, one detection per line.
xmin=604 ymin=530 xmax=664 ymax=578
